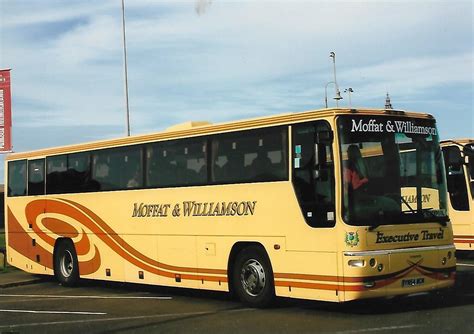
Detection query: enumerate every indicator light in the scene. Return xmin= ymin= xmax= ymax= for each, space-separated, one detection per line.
xmin=369 ymin=258 xmax=376 ymax=267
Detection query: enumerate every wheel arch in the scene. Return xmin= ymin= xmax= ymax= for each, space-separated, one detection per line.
xmin=53 ymin=237 xmax=80 ymax=286
xmin=53 ymin=237 xmax=73 ymax=259
xmin=227 ymin=241 xmax=272 ymax=294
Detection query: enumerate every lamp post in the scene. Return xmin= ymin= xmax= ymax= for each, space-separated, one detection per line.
xmin=121 ymin=0 xmax=131 ymax=136
xmin=324 ymin=81 xmax=344 ymax=108
xmin=324 ymin=81 xmax=335 ymax=108
xmin=344 ymin=88 xmax=354 ymax=108
xmin=329 ymin=52 xmax=342 ymax=107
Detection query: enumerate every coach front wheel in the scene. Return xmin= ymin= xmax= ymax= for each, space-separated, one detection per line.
xmin=232 ymin=245 xmax=275 ymax=308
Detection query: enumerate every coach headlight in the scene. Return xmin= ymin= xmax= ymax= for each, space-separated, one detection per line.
xmin=348 ymin=259 xmax=365 ymax=268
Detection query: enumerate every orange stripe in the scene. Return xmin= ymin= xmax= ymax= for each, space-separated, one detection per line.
xmin=454 ymin=235 xmax=474 ymax=239
xmin=275 ymin=272 xmax=378 ymax=283
xmin=454 ymin=239 xmax=473 ymax=244
xmin=275 ymin=280 xmax=343 ymax=291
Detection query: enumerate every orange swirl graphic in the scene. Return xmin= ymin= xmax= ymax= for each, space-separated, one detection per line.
xmin=8 ymin=207 xmax=54 ymax=270
xmin=22 ymin=198 xmax=227 ymax=283
xmin=24 ymin=199 xmax=101 ymax=275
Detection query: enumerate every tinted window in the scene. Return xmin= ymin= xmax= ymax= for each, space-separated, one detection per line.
xmin=92 ymin=146 xmax=143 ymax=191
xmin=146 ymin=139 xmax=207 ymax=187
xmin=28 ymin=159 xmax=45 ymax=195
xmin=67 ymin=152 xmax=96 ymax=193
xmin=8 ymin=160 xmax=27 ymax=197
xmin=293 ymin=121 xmax=335 ymax=227
xmin=211 ymin=127 xmax=288 ymax=184
xmin=46 ymin=153 xmax=96 ymax=194
xmin=46 ymin=155 xmax=67 ymax=194
xmin=442 ymin=145 xmax=469 ymax=211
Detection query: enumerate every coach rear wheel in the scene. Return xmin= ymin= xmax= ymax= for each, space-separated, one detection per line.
xmin=232 ymin=246 xmax=275 ymax=308
xmin=54 ymin=240 xmax=79 ymax=287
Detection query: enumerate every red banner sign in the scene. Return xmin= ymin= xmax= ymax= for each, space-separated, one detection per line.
xmin=0 ymin=69 xmax=12 ymax=152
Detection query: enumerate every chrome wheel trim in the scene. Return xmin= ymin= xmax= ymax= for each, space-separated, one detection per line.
xmin=240 ymin=258 xmax=266 ymax=297
xmin=60 ymin=250 xmax=74 ymax=278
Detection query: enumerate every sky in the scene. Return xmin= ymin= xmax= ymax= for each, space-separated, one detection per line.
xmin=0 ymin=0 xmax=472 ymax=183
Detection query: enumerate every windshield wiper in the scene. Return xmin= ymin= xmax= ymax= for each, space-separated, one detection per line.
xmin=401 ymin=207 xmax=448 ymax=227
xmin=368 ymin=223 xmax=382 ymax=232
xmin=421 ymin=208 xmax=448 ymax=227
xmin=368 ymin=215 xmax=399 ymax=232
xmin=369 ymin=195 xmax=415 ymax=232
xmin=400 ymin=196 xmax=416 ymax=214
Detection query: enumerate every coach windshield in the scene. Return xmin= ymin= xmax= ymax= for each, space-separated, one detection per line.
xmin=338 ymin=115 xmax=448 ymax=227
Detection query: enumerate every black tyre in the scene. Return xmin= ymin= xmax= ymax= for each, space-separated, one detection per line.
xmin=232 ymin=245 xmax=275 ymax=308
xmin=54 ymin=239 xmax=79 ymax=287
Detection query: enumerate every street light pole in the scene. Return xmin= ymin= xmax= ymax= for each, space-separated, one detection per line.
xmin=324 ymin=81 xmax=335 ymax=108
xmin=121 ymin=0 xmax=131 ymax=137
xmin=329 ymin=52 xmax=342 ymax=107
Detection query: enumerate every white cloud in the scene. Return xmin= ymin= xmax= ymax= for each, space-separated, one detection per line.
xmin=0 ymin=0 xmax=472 ymax=131
xmin=339 ymin=52 xmax=473 ymax=104
xmin=52 ymin=15 xmax=122 ymax=66
xmin=0 ymin=0 xmax=472 ymax=183
xmin=0 ymin=2 xmax=116 ymax=28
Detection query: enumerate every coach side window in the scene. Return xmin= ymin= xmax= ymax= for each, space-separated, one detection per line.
xmin=146 ymin=139 xmax=207 ymax=187
xmin=442 ymin=145 xmax=469 ymax=211
xmin=28 ymin=159 xmax=45 ymax=196
xmin=8 ymin=160 xmax=27 ymax=197
xmin=92 ymin=146 xmax=143 ymax=191
xmin=211 ymin=127 xmax=288 ymax=184
xmin=67 ymin=152 xmax=95 ymax=193
xmin=146 ymin=143 xmax=173 ymax=187
xmin=46 ymin=155 xmax=67 ymax=194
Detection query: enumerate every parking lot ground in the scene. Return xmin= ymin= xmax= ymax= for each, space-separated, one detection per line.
xmin=0 ymin=268 xmax=44 ymax=288
xmin=0 ymin=257 xmax=473 ymax=334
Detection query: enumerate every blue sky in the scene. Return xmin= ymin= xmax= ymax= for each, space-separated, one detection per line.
xmin=0 ymin=0 xmax=472 ymax=182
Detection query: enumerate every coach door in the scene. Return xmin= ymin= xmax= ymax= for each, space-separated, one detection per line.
xmin=284 ymin=121 xmax=339 ymax=301
xmin=292 ymin=121 xmax=336 ymax=228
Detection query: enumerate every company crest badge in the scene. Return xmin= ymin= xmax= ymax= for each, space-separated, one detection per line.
xmin=345 ymin=231 xmax=359 ymax=247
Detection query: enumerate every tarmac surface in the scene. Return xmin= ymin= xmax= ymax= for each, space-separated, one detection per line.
xmin=0 ymin=269 xmax=43 ymax=288
xmin=1 ymin=257 xmax=474 ymax=334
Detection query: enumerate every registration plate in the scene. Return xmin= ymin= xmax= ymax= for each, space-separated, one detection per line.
xmin=402 ymin=278 xmax=425 ymax=287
